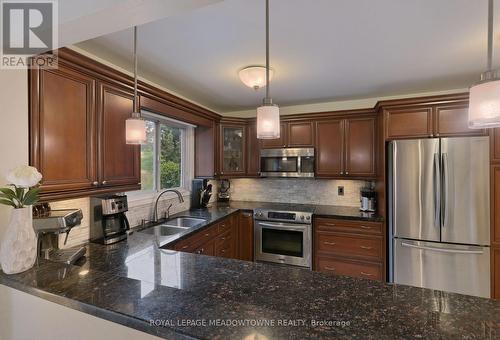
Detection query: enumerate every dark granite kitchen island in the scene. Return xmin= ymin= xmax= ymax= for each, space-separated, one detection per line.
xmin=0 ymin=204 xmax=498 ymax=339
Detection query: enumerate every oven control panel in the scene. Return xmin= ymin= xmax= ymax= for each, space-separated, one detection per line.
xmin=254 ymin=208 xmax=313 ymax=223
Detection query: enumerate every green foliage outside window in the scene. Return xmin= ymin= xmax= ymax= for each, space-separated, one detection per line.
xmin=140 ymin=120 xmax=182 ymax=191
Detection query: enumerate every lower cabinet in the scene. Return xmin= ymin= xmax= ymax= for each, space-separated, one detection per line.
xmin=314 ymin=217 xmax=385 ymax=281
xmin=167 ymin=214 xmax=246 ymax=261
xmin=238 ymin=211 xmax=254 ymax=261
xmin=493 ymin=247 xmax=500 ymax=299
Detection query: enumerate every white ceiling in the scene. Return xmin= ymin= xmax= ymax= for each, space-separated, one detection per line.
xmin=76 ymin=0 xmax=500 ymax=113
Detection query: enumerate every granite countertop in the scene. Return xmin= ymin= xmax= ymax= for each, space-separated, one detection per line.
xmin=1 ymin=204 xmax=498 ymax=339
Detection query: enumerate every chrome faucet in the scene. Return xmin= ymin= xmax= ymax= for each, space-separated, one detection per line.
xmin=152 ymin=189 xmax=184 ymax=223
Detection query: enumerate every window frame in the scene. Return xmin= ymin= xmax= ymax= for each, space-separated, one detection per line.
xmin=130 ymin=110 xmax=195 ymax=201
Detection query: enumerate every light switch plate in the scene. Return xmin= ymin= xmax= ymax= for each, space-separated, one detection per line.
xmin=338 ymin=186 xmax=344 ymax=196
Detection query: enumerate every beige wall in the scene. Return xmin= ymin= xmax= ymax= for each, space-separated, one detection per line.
xmin=0 ymin=69 xmax=29 ymax=243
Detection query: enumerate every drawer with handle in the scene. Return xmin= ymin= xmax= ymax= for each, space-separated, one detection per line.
xmin=316 ymin=256 xmax=382 ymax=281
xmin=315 ymin=218 xmax=382 ymax=235
xmin=217 ymin=217 xmax=233 ymax=234
xmin=316 ymin=232 xmax=383 ymax=260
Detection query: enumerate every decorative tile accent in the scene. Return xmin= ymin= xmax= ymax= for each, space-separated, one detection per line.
xmin=227 ymin=178 xmax=368 ymax=207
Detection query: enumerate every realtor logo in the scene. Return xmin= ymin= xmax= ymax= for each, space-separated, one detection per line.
xmin=1 ymin=0 xmax=58 ymax=69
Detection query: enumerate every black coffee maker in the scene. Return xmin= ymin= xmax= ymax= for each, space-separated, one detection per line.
xmin=90 ymin=194 xmax=130 ymax=244
xmin=191 ymin=179 xmax=212 ymax=209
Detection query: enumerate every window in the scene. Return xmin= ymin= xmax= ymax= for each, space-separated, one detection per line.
xmin=139 ymin=112 xmax=195 ymax=192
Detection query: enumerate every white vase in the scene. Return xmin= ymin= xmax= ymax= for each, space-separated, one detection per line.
xmin=0 ymin=206 xmax=37 ymax=274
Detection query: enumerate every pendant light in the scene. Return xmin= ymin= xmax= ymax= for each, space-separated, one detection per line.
xmin=126 ymin=26 xmax=146 ymax=144
xmin=256 ymin=0 xmax=280 ymax=139
xmin=469 ymin=0 xmax=500 ymax=128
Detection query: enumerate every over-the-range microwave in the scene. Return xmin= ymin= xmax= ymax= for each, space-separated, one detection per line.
xmin=259 ymin=148 xmax=315 ymax=178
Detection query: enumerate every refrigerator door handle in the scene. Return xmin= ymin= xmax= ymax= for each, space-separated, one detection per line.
xmin=401 ymin=241 xmax=484 ymax=254
xmin=433 ymin=153 xmax=441 ymax=228
xmin=441 ymin=153 xmax=449 ymax=228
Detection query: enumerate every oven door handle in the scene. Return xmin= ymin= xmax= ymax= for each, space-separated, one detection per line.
xmin=257 ymin=222 xmax=309 ymax=230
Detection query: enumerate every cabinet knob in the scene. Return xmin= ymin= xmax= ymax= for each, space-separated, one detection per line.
xmin=345 ymin=171 xmax=349 ymax=175
xmin=92 ymin=181 xmax=98 ymax=186
xmin=340 ymin=171 xmax=344 ymax=175
xmin=102 ymin=181 xmax=107 ymax=185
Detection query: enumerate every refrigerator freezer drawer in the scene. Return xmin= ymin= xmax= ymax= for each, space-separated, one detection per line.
xmin=393 ymin=239 xmax=490 ymax=298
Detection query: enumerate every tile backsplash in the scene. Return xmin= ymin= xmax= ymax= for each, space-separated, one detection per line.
xmin=227 ymin=178 xmax=368 ymax=207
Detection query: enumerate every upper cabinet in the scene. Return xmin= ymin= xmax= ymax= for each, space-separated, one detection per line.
xmin=260 ymin=123 xmax=287 ymax=149
xmin=220 ymin=124 xmax=246 ymax=176
xmin=260 ymin=121 xmax=314 ymax=149
xmin=344 ymin=117 xmax=376 ymax=177
xmin=384 ymin=102 xmax=487 ymax=140
xmin=246 ymin=122 xmax=260 ymax=177
xmin=316 ymin=117 xmax=376 ymax=179
xmin=97 ymin=82 xmax=140 ymax=188
xmin=30 ymin=65 xmax=98 ymax=195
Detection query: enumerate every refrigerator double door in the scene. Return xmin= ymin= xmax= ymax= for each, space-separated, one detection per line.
xmin=391 ymin=137 xmax=490 ymax=245
xmin=391 ymin=137 xmax=490 ymax=298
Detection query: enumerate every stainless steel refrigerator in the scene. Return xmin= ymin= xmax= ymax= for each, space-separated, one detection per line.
xmin=388 ymin=137 xmax=490 ymax=298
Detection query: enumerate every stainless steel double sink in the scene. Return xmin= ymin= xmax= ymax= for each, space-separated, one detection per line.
xmin=139 ymin=217 xmax=206 ymax=237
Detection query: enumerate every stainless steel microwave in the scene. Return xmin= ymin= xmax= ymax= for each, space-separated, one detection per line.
xmin=260 ymin=148 xmax=315 ymax=178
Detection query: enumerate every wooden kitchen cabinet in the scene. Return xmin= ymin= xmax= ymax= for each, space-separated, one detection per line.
xmin=315 ymin=117 xmax=376 ymax=178
xmin=493 ymin=166 xmax=500 ymax=245
xmin=260 ymin=123 xmax=287 ymax=149
xmin=97 ymin=82 xmax=140 ymax=188
xmin=246 ymin=122 xmax=261 ymax=176
xmin=314 ymin=217 xmax=385 ymax=281
xmin=492 ymin=128 xmax=500 ymax=164
xmin=434 ymin=103 xmax=487 ymax=137
xmin=384 ymin=107 xmax=433 ymax=139
xmin=493 ymin=247 xmax=500 ymax=299
xmin=384 ymin=103 xmax=486 ymax=140
xmin=238 ymin=211 xmax=254 ymax=261
xmin=260 ymin=121 xmax=314 ymax=149
xmin=287 ymin=121 xmax=314 ymax=147
xmin=344 ymin=117 xmax=376 ymax=177
xmin=220 ymin=124 xmax=246 ymax=176
xmin=315 ymin=119 xmax=344 ymax=176
xmin=30 ymin=65 xmax=98 ymax=195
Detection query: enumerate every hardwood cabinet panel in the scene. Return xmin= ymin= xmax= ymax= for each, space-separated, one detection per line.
xmin=215 ymin=230 xmax=235 ymax=258
xmin=493 ymin=247 xmax=500 ymax=299
xmin=238 ymin=211 xmax=254 ymax=261
xmin=246 ymin=122 xmax=260 ymax=176
xmin=316 ymin=232 xmax=383 ymax=260
xmin=288 ymin=121 xmax=314 ymax=147
xmin=30 ymin=66 xmax=97 ymax=192
xmin=493 ymin=166 xmax=500 ymax=245
xmin=316 ymin=256 xmax=382 ymax=281
xmin=220 ymin=124 xmax=246 ymax=176
xmin=315 ymin=218 xmax=383 ymax=235
xmin=434 ymin=104 xmax=486 ymax=137
xmin=195 ymin=124 xmax=216 ymax=177
xmin=344 ymin=118 xmax=376 ymax=177
xmin=315 ymin=120 xmax=344 ymax=176
xmin=97 ymin=82 xmax=140 ymax=187
xmin=385 ymin=107 xmax=433 ymax=139
xmin=260 ymin=123 xmax=287 ymax=149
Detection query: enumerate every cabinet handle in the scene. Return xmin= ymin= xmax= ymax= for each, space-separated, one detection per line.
xmin=221 ymin=249 xmax=226 ymax=253
xmin=324 ymin=266 xmax=336 ymax=271
xmin=345 ymin=171 xmax=349 ymax=175
xmin=323 ymin=241 xmax=336 ymax=246
xmin=242 ymin=213 xmax=252 ymax=217
xmin=204 ymin=233 xmax=210 ymax=237
xmin=181 ymin=245 xmax=189 ymax=249
xmin=92 ymin=181 xmax=98 ymax=186
xmin=360 ymin=246 xmax=373 ymax=250
xmin=340 ymin=171 xmax=344 ymax=175
xmin=196 ymin=248 xmax=204 ymax=254
xmin=360 ymin=225 xmax=372 ymax=230
xmin=221 ymin=237 xmax=226 ymax=240
xmin=102 ymin=181 xmax=107 ymax=185
xmin=360 ymin=271 xmax=374 ymax=277
xmin=323 ymin=223 xmax=336 ymax=227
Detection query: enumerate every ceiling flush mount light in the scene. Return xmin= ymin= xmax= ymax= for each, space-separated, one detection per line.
xmin=239 ymin=66 xmax=274 ymax=90
xmin=126 ymin=26 xmax=146 ymax=144
xmin=469 ymin=0 xmax=500 ymax=128
xmin=256 ymin=0 xmax=280 ymax=139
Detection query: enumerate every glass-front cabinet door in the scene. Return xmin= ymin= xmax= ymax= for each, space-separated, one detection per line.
xmin=220 ymin=124 xmax=246 ymax=176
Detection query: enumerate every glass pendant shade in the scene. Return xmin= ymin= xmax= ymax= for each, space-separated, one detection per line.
xmin=468 ymin=79 xmax=500 ymax=128
xmin=256 ymin=104 xmax=280 ymax=139
xmin=126 ymin=115 xmax=146 ymax=144
xmin=239 ymin=66 xmax=274 ymax=89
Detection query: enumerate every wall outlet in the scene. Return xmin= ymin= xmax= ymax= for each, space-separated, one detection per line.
xmin=338 ymin=186 xmax=344 ymax=196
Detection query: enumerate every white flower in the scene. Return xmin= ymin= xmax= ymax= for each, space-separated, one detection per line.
xmin=6 ymin=165 xmax=42 ymax=188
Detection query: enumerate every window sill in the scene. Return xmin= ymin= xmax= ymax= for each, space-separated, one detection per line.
xmin=126 ymin=188 xmax=191 ymax=207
